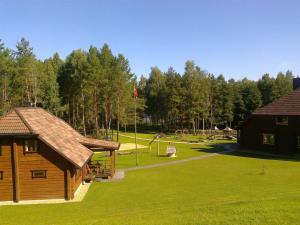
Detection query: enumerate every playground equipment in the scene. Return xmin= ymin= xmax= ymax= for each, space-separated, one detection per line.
xmin=149 ymin=134 xmax=161 ymax=156
xmin=149 ymin=135 xmax=177 ymax=157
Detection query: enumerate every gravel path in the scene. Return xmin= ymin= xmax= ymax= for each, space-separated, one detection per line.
xmin=124 ymin=144 xmax=236 ymax=172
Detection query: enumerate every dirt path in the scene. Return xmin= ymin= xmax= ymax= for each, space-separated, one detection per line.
xmin=124 ymin=144 xmax=236 ymax=172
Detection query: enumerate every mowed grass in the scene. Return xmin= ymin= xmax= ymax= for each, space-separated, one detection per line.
xmin=1 ymin=152 xmax=300 ymax=225
xmin=93 ymin=132 xmax=234 ymax=169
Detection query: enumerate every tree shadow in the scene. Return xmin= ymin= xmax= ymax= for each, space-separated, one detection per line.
xmin=192 ymin=143 xmax=300 ymax=162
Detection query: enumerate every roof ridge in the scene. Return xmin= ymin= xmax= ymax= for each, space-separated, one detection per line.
xmin=13 ymin=108 xmax=35 ymax=134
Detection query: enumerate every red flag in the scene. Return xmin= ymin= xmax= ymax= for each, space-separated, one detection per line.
xmin=133 ymin=86 xmax=138 ymax=98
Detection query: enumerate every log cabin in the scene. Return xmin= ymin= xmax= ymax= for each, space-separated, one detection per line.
xmin=238 ymin=78 xmax=300 ymax=155
xmin=0 ymin=107 xmax=119 ymax=202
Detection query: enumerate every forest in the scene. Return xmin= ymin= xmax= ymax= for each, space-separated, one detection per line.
xmin=0 ymin=38 xmax=294 ymax=135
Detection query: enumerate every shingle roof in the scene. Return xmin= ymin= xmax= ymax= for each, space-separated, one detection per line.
xmin=0 ymin=110 xmax=31 ymax=134
xmin=254 ymin=88 xmax=300 ymax=116
xmin=0 ymin=107 xmax=119 ymax=168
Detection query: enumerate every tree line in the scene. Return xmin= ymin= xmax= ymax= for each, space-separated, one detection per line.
xmin=138 ymin=62 xmax=293 ymax=133
xmin=0 ymin=38 xmax=294 ymax=136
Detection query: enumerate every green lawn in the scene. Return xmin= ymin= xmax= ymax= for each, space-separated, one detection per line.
xmin=1 ymin=134 xmax=300 ymax=225
xmin=114 ymin=130 xmax=209 ymax=142
xmin=94 ymin=132 xmax=233 ymax=169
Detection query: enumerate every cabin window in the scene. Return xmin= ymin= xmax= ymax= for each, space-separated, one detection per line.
xmin=24 ymin=140 xmax=38 ymax=153
xmin=276 ymin=116 xmax=288 ymax=125
xmin=31 ymin=170 xmax=47 ymax=178
xmin=0 ymin=171 xmax=3 ymax=180
xmin=263 ymin=134 xmax=275 ymax=145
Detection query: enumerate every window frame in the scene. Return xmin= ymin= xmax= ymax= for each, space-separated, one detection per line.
xmin=31 ymin=170 xmax=47 ymax=179
xmin=23 ymin=139 xmax=38 ymax=154
xmin=276 ymin=116 xmax=289 ymax=126
xmin=262 ymin=133 xmax=275 ymax=146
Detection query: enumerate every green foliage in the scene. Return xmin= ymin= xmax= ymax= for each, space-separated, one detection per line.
xmin=257 ymin=74 xmax=277 ymax=105
xmin=0 ymin=38 xmax=295 ymax=132
xmin=145 ymin=67 xmax=167 ymax=123
xmin=240 ymin=79 xmax=262 ymax=119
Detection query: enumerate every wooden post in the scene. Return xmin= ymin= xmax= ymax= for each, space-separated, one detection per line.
xmin=12 ymin=140 xmax=20 ymax=202
xmin=66 ymin=169 xmax=71 ymax=200
xmin=81 ymin=167 xmax=84 ymax=185
xmin=110 ymin=150 xmax=115 ymax=176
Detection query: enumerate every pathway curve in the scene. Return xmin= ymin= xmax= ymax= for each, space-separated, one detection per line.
xmin=124 ymin=144 xmax=236 ymax=172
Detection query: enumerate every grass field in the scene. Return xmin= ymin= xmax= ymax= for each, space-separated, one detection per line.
xmin=94 ymin=132 xmax=233 ymax=169
xmin=1 ymin=133 xmax=300 ymax=225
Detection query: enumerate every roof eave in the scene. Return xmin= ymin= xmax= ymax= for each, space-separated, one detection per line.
xmin=0 ymin=133 xmax=37 ymax=136
xmin=37 ymin=136 xmax=93 ymax=168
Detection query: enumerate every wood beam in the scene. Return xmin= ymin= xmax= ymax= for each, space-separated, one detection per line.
xmin=12 ymin=140 xmax=20 ymax=202
xmin=66 ymin=169 xmax=71 ymax=200
xmin=110 ymin=150 xmax=115 ymax=176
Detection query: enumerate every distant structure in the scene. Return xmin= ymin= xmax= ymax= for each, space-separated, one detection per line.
xmin=0 ymin=107 xmax=119 ymax=203
xmin=238 ymin=77 xmax=300 ymax=154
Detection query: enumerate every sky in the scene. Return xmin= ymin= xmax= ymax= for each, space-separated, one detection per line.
xmin=1 ymin=0 xmax=300 ymax=80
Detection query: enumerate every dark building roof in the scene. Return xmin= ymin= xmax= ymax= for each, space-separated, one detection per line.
xmin=0 ymin=107 xmax=119 ymax=168
xmin=254 ymin=88 xmax=300 ymax=116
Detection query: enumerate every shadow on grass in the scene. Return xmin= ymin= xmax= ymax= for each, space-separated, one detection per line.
xmin=193 ymin=143 xmax=300 ymax=162
xmin=192 ymin=143 xmax=229 ymax=153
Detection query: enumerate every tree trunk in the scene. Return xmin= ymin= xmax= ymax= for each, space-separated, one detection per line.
xmin=25 ymin=77 xmax=31 ymax=104
xmin=93 ymin=86 xmax=99 ymax=136
xmin=116 ymin=98 xmax=120 ymax=142
xmin=104 ymin=105 xmax=108 ymax=139
xmin=192 ymin=118 xmax=196 ymax=136
xmin=72 ymin=99 xmax=76 ymax=128
xmin=81 ymin=89 xmax=86 ymax=136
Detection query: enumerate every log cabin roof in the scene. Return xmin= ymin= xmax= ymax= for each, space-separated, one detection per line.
xmin=0 ymin=107 xmax=120 ymax=168
xmin=253 ymin=88 xmax=300 ymax=116
xmin=0 ymin=110 xmax=31 ymax=134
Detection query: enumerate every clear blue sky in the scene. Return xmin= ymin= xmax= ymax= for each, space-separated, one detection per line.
xmin=1 ymin=0 xmax=300 ymax=80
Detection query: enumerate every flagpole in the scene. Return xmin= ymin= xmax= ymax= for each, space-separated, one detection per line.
xmin=134 ymin=94 xmax=138 ymax=166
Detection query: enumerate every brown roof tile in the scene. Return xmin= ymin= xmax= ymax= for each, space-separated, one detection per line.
xmin=0 ymin=107 xmax=120 ymax=168
xmin=0 ymin=110 xmax=32 ymax=134
xmin=254 ymin=88 xmax=300 ymax=115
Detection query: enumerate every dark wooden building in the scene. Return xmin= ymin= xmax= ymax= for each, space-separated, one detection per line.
xmin=238 ymin=78 xmax=300 ymax=155
xmin=0 ymin=107 xmax=119 ymax=202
